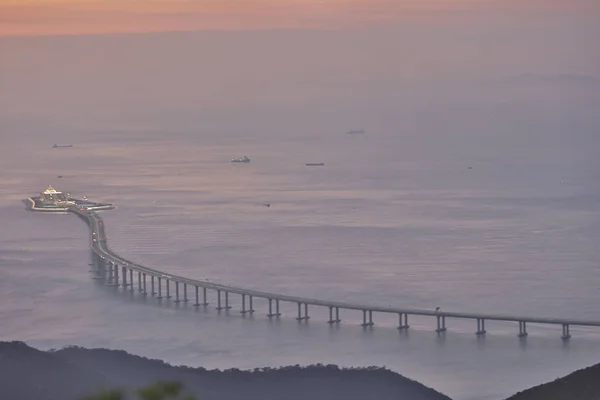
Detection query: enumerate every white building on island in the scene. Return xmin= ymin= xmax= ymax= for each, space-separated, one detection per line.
xmin=39 ymin=185 xmax=71 ymax=205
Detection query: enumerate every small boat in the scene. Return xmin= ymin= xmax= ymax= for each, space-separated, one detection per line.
xmin=53 ymin=144 xmax=73 ymax=148
xmin=231 ymin=156 xmax=250 ymax=163
xmin=346 ymin=129 xmax=365 ymax=135
xmin=305 ymin=163 xmax=325 ymax=167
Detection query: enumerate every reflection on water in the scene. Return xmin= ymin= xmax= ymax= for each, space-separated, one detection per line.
xmin=0 ymin=130 xmax=599 ymax=400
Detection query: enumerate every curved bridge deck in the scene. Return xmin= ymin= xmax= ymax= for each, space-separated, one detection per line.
xmin=69 ymin=205 xmax=600 ymax=340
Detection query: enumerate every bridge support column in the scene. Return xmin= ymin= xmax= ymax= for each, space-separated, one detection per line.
xmin=113 ymin=264 xmax=119 ymax=286
xmin=151 ymin=276 xmax=155 ymax=296
xmin=137 ymin=272 xmax=142 ymax=292
xmin=202 ymin=287 xmax=208 ymax=306
xmin=267 ymin=298 xmax=275 ymax=318
xmin=183 ymin=284 xmax=189 ymax=302
xmin=91 ymin=253 xmax=103 ymax=280
xmin=436 ymin=315 xmax=447 ymax=333
xmin=106 ymin=263 xmax=114 ymax=285
xmin=224 ymin=292 xmax=231 ymax=310
xmin=518 ymin=321 xmax=528 ymax=337
xmin=398 ymin=313 xmax=409 ymax=330
xmin=562 ymin=324 xmax=571 ymax=340
xmin=328 ymin=307 xmax=341 ymax=324
xmin=142 ymin=273 xmax=147 ymax=295
xmin=296 ymin=303 xmax=309 ymax=321
xmin=194 ymin=286 xmax=200 ymax=306
xmin=113 ymin=263 xmax=119 ymax=287
xmin=216 ymin=290 xmax=223 ymax=310
xmin=129 ymin=270 xmax=134 ymax=291
xmin=174 ymin=282 xmax=180 ymax=303
xmin=122 ymin=267 xmax=127 ymax=288
xmin=240 ymin=294 xmax=249 ymax=314
xmin=361 ymin=310 xmax=374 ymax=327
xmin=166 ymin=280 xmax=171 ymax=299
xmin=104 ymin=262 xmax=110 ymax=283
xmin=157 ymin=278 xmax=163 ymax=299
xmin=476 ymin=318 xmax=486 ymax=335
xmin=249 ymin=295 xmax=254 ymax=314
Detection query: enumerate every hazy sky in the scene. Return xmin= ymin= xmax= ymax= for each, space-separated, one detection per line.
xmin=1 ymin=0 xmax=598 ymax=140
xmin=1 ymin=0 xmax=599 ymax=36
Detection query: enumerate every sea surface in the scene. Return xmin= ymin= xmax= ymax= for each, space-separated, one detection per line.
xmin=0 ymin=128 xmax=599 ymax=400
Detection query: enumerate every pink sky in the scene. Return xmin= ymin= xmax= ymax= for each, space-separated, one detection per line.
xmin=1 ymin=0 xmax=598 ymax=36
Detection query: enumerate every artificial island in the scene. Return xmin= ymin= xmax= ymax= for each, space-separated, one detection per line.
xmin=25 ymin=185 xmax=114 ymax=212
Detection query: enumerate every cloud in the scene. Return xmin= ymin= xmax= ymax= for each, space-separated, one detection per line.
xmin=1 ymin=0 xmax=598 ymax=36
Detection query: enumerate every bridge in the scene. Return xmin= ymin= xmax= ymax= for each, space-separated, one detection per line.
xmin=68 ymin=205 xmax=600 ymax=340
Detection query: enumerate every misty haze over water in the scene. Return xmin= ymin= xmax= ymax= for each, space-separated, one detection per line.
xmin=1 ymin=22 xmax=599 ymax=400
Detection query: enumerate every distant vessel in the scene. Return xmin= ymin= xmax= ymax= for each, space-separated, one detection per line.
xmin=53 ymin=144 xmax=73 ymax=148
xmin=231 ymin=156 xmax=250 ymax=163
xmin=346 ymin=129 xmax=365 ymax=135
xmin=305 ymin=163 xmax=325 ymax=167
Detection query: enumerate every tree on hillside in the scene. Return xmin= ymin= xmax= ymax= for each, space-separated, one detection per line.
xmin=81 ymin=381 xmax=195 ymax=400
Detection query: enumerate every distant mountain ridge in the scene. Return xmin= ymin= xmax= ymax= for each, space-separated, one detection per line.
xmin=2 ymin=341 xmax=599 ymax=400
xmin=0 ymin=341 xmax=451 ymax=400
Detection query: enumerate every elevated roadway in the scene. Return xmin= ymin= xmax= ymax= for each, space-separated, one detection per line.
xmin=69 ymin=205 xmax=600 ymax=339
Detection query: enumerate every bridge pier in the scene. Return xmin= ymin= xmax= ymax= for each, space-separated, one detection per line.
xmin=166 ymin=280 xmax=171 ymax=299
xmin=106 ymin=262 xmax=113 ymax=285
xmin=109 ymin=262 xmax=117 ymax=286
xmin=122 ymin=266 xmax=127 ymax=288
xmin=327 ymin=306 xmax=341 ymax=324
xmin=183 ymin=284 xmax=189 ymax=302
xmin=224 ymin=291 xmax=231 ymax=310
xmin=142 ymin=273 xmax=147 ymax=295
xmin=476 ymin=318 xmax=486 ymax=335
xmin=202 ymin=287 xmax=208 ymax=306
xmin=361 ymin=310 xmax=374 ymax=327
xmin=113 ymin=263 xmax=119 ymax=286
xmin=174 ymin=282 xmax=181 ymax=303
xmin=562 ymin=324 xmax=571 ymax=340
xmin=398 ymin=313 xmax=409 ymax=330
xmin=240 ymin=294 xmax=255 ymax=314
xmin=296 ymin=303 xmax=309 ymax=321
xmin=436 ymin=315 xmax=447 ymax=333
xmin=137 ymin=272 xmax=142 ymax=292
xmin=90 ymin=253 xmax=104 ymax=280
xmin=518 ymin=321 xmax=528 ymax=337
xmin=156 ymin=277 xmax=163 ymax=299
xmin=215 ymin=290 xmax=230 ymax=310
xmin=193 ymin=286 xmax=199 ymax=306
xmin=266 ymin=299 xmax=281 ymax=318
xmin=129 ymin=270 xmax=134 ymax=291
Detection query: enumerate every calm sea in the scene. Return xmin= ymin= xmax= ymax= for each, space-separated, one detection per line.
xmin=0 ymin=127 xmax=599 ymax=400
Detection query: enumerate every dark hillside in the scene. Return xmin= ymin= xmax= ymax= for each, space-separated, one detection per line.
xmin=506 ymin=363 xmax=600 ymax=400
xmin=0 ymin=341 xmax=451 ymax=400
